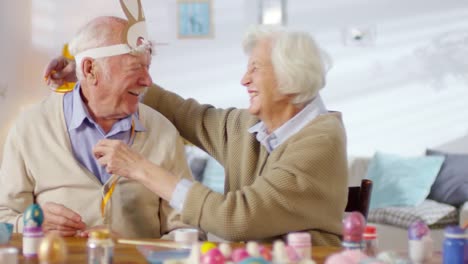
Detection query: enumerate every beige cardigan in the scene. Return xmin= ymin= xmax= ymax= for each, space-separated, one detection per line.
xmin=143 ymin=85 xmax=348 ymax=246
xmin=0 ymin=93 xmax=191 ymax=238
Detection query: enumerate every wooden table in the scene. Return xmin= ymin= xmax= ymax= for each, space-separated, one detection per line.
xmin=2 ymin=234 xmax=341 ymax=263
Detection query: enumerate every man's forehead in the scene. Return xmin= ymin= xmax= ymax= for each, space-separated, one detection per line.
xmin=125 ymin=51 xmax=152 ymax=64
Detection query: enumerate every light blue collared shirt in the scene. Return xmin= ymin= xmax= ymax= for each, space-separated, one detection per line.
xmin=63 ymin=83 xmax=145 ymax=184
xmin=170 ymin=94 xmax=327 ymax=211
xmin=247 ymin=95 xmax=327 ymax=153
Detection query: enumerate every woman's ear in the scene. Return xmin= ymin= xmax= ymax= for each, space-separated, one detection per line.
xmin=82 ymin=58 xmax=98 ymax=85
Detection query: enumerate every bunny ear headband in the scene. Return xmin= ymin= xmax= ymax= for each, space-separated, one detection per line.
xmin=74 ymin=0 xmax=152 ymax=67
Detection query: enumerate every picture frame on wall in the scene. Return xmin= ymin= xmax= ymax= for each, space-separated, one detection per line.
xmin=177 ymin=0 xmax=213 ymax=39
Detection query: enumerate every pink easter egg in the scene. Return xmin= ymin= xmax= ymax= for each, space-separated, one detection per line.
xmin=201 ymin=248 xmax=225 ymax=264
xmin=408 ymin=220 xmax=430 ymax=240
xmin=325 ymin=253 xmax=354 ymax=264
xmin=231 ymin=248 xmax=250 ymax=262
xmin=343 ymin=212 xmax=366 ymax=243
xmin=285 ymin=245 xmax=300 ymax=262
xmin=341 ymin=249 xmax=369 ymax=261
xmin=259 ymin=246 xmax=272 ymax=261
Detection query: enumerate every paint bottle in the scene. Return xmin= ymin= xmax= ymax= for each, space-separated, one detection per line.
xmin=342 ymin=212 xmax=366 ymax=250
xmin=363 ymin=225 xmax=378 ymax=257
xmin=287 ymin=232 xmax=311 ymax=260
xmin=442 ymin=225 xmax=465 ymax=264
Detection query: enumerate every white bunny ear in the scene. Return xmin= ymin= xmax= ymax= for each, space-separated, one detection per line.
xmin=74 ymin=0 xmax=152 ymax=66
xmin=120 ymin=0 xmax=145 ymax=22
xmin=119 ymin=0 xmax=149 ymax=49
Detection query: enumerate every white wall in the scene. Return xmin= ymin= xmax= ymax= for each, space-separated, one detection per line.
xmin=1 ymin=0 xmax=468 ymax=163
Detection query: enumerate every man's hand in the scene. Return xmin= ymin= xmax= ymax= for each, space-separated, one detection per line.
xmin=43 ymin=56 xmax=77 ymax=87
xmin=76 ymin=225 xmax=121 ymax=238
xmin=41 ymin=202 xmax=86 ymax=236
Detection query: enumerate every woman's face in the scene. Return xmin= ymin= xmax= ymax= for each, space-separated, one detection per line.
xmin=240 ymin=39 xmax=290 ymax=122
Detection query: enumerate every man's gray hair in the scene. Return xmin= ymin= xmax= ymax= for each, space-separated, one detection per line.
xmin=68 ymin=16 xmax=127 ymax=80
xmin=242 ymin=25 xmax=332 ymax=105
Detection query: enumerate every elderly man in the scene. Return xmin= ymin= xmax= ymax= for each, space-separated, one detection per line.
xmin=45 ymin=26 xmax=348 ymax=246
xmin=0 ymin=16 xmax=191 ymax=238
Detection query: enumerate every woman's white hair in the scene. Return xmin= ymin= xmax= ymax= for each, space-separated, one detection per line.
xmin=68 ymin=16 xmax=127 ymax=80
xmin=242 ymin=25 xmax=332 ymax=105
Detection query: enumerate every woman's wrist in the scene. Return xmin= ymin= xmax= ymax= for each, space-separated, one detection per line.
xmin=134 ymin=159 xmax=178 ymax=201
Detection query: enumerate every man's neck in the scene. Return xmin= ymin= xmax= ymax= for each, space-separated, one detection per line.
xmin=94 ymin=118 xmax=117 ymax=134
xmin=79 ymin=85 xmax=117 ymax=134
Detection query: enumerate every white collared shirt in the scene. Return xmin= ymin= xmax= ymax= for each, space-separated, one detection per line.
xmin=248 ymin=94 xmax=327 ymax=153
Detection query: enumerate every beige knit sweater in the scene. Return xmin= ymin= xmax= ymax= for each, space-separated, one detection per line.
xmin=143 ymin=85 xmax=348 ymax=246
xmin=0 ymin=93 xmax=191 ymax=238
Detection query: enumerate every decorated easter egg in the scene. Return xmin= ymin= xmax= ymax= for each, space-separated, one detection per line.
xmin=407 ymin=220 xmax=430 ymax=240
xmin=342 ymin=212 xmax=366 ymax=243
xmin=201 ymin=242 xmax=217 ymax=254
xmin=38 ymin=233 xmax=67 ymax=264
xmin=232 ymin=248 xmax=250 ymax=262
xmin=259 ymin=246 xmax=272 ymax=261
xmin=218 ymin=243 xmax=232 ymax=259
xmin=201 ymin=248 xmax=225 ymax=264
xmin=285 ymin=245 xmax=300 ymax=262
xmin=325 ymin=250 xmax=369 ymax=264
xmin=238 ymin=257 xmax=270 ymax=264
xmin=324 ymin=252 xmax=352 ymax=264
xmin=23 ymin=204 xmax=44 ymax=227
xmin=246 ymin=241 xmax=260 ymax=257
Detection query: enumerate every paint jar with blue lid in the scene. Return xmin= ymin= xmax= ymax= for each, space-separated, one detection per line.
xmin=442 ymin=225 xmax=465 ymax=264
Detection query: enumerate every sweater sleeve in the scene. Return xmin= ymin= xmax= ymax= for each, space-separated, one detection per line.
xmin=0 ymin=120 xmax=35 ymax=233
xmin=143 ymin=84 xmax=242 ymax=161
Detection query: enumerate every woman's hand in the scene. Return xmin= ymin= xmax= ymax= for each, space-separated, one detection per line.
xmin=93 ymin=139 xmax=180 ymax=201
xmin=93 ymin=139 xmax=146 ymax=180
xmin=43 ymin=56 xmax=77 ymax=87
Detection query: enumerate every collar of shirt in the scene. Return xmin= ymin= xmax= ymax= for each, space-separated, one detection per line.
xmin=247 ymin=94 xmax=327 ymax=153
xmin=68 ymin=83 xmax=145 ymax=136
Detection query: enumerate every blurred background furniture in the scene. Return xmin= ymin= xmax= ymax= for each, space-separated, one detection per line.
xmin=349 ymin=156 xmax=467 ymax=252
xmin=345 ymin=179 xmax=373 ymax=219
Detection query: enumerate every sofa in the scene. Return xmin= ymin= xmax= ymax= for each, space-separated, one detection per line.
xmin=349 ymin=155 xmax=468 ymax=252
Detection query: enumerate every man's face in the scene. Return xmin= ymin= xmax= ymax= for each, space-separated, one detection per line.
xmin=91 ymin=51 xmax=152 ymax=120
xmin=240 ymin=39 xmax=289 ymax=121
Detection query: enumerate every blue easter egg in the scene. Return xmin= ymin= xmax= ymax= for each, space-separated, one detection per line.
xmin=238 ymin=257 xmax=270 ymax=264
xmin=23 ymin=204 xmax=44 ymax=227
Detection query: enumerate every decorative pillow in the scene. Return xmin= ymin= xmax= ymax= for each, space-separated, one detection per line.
xmin=426 ymin=149 xmax=468 ymax=206
xmin=365 ymin=152 xmax=445 ymax=210
xmin=368 ymin=199 xmax=459 ymax=229
xmin=201 ymin=157 xmax=225 ymax=194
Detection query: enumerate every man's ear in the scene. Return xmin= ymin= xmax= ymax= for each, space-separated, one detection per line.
xmin=82 ymin=58 xmax=98 ymax=85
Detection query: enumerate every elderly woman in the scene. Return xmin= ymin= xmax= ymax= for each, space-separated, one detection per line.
xmin=47 ymin=25 xmax=348 ymax=246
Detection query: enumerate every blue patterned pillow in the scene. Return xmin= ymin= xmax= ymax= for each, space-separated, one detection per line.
xmin=365 ymin=152 xmax=445 ymax=210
